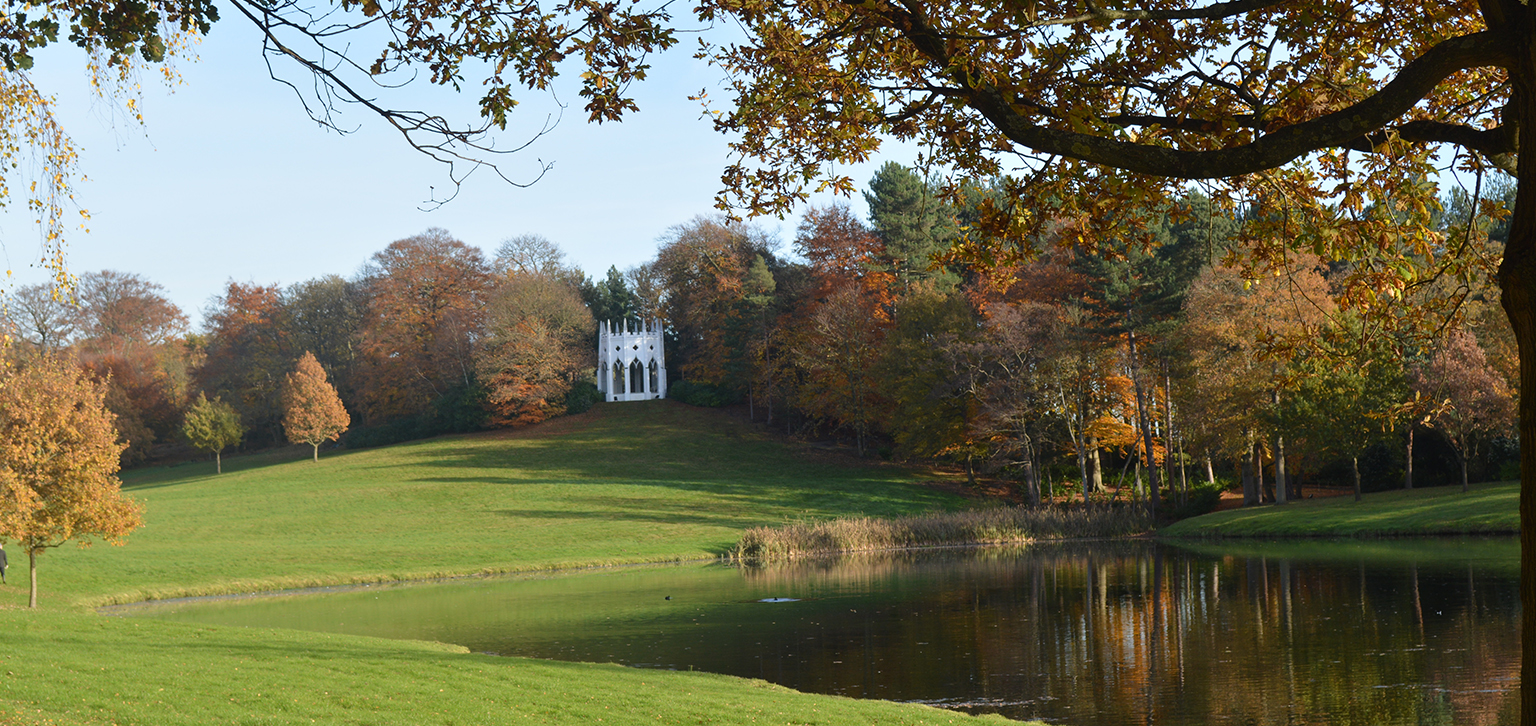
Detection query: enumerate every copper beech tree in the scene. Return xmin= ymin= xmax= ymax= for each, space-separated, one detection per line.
xmin=282 ymin=352 xmax=351 ymax=461
xmin=0 ymin=356 xmax=142 ymax=608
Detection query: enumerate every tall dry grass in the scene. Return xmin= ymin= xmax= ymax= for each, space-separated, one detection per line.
xmin=732 ymin=504 xmax=1151 ymax=561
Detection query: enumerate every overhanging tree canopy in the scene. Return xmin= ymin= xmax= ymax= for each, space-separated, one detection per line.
xmin=9 ymin=0 xmax=1536 ymax=718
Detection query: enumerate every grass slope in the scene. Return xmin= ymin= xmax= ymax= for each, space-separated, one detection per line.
xmin=8 ymin=401 xmax=963 ymax=609
xmin=0 ymin=402 xmax=1017 ymax=725
xmin=0 ymin=610 xmax=1016 ymax=726
xmin=1159 ymin=481 xmax=1518 ymax=538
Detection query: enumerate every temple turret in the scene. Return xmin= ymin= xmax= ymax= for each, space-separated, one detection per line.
xmin=596 ymin=318 xmax=667 ymax=402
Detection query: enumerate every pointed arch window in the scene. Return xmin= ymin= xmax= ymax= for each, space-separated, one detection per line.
xmin=629 ymin=359 xmax=645 ymax=394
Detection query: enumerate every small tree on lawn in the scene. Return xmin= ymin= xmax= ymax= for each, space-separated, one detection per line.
xmin=282 ymin=351 xmax=350 ymax=461
xmin=0 ymin=356 xmax=143 ymax=608
xmin=183 ymin=393 xmax=244 ymax=474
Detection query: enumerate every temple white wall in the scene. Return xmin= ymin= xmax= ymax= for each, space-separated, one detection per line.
xmin=597 ymin=319 xmax=668 ymax=402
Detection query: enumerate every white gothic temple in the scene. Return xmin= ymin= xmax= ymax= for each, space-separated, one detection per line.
xmin=598 ymin=319 xmax=668 ymax=402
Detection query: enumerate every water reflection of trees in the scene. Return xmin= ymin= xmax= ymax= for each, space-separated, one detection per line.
xmin=737 ymin=544 xmax=1519 ymax=726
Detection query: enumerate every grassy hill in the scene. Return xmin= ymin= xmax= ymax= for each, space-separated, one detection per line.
xmin=9 ymin=400 xmax=964 ymax=609
xmin=1158 ymin=481 xmax=1519 ymax=538
xmin=0 ymin=401 xmax=1018 ymax=725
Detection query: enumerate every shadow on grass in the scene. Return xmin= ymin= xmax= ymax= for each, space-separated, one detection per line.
xmin=489 ymin=493 xmax=781 ymax=530
xmin=120 ymin=401 xmax=962 ymax=522
xmin=411 ymin=401 xmax=936 ymax=490
xmin=120 ymin=446 xmax=377 ymax=491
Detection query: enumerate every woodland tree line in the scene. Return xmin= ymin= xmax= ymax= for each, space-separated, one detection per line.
xmin=0 ymin=163 xmax=1518 ymax=515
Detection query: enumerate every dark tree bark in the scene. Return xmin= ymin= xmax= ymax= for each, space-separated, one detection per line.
xmin=1499 ymin=19 xmax=1536 ymax=716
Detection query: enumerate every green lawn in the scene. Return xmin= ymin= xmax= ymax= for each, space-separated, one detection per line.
xmin=1158 ymin=481 xmax=1519 ymax=538
xmin=0 ymin=401 xmax=1019 ymax=725
xmin=10 ymin=401 xmax=963 ymax=609
xmin=0 ymin=609 xmax=1015 ymax=726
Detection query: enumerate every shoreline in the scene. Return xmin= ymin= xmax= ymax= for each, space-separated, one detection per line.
xmin=99 ymin=534 xmax=1163 ymax=613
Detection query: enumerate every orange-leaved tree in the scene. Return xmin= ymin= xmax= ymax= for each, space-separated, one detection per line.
xmin=356 ymin=229 xmax=492 ymax=425
xmin=283 ymin=352 xmax=351 ymax=461
xmin=0 ymin=355 xmax=142 ymax=607
xmin=477 ymin=272 xmax=594 ymax=428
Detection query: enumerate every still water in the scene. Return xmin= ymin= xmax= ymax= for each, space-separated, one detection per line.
xmin=126 ymin=539 xmax=1520 ymax=725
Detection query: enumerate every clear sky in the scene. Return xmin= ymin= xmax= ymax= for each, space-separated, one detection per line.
xmin=0 ymin=8 xmax=906 ymax=326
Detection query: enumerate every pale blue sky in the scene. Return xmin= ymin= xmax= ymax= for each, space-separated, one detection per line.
xmin=0 ymin=8 xmax=904 ymax=325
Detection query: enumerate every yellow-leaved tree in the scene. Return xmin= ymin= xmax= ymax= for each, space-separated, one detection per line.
xmin=0 ymin=355 xmax=142 ymax=607
xmin=181 ymin=393 xmax=243 ymax=475
xmin=282 ymin=351 xmax=350 ymax=461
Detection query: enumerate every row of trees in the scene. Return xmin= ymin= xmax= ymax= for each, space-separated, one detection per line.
xmin=1 ymin=229 xmax=598 ymax=465
xmin=0 ymin=164 xmax=1517 ymax=515
xmin=611 ymin=165 xmax=1519 ymax=513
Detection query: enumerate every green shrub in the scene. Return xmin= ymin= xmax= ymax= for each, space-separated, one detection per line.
xmin=669 ymin=380 xmax=735 ymax=407
xmin=563 ymin=381 xmax=603 ymax=415
xmin=1168 ymin=479 xmax=1227 ymax=520
xmin=344 ymin=383 xmax=488 ymax=449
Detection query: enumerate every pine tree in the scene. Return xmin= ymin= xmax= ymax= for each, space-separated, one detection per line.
xmin=282 ymin=352 xmax=351 ymax=461
xmin=863 ymin=162 xmax=957 ymax=291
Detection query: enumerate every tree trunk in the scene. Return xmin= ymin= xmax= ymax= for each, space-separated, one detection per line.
xmin=1077 ymin=437 xmax=1091 ymax=503
xmin=28 ymin=547 xmax=38 ymax=609
xmin=1164 ymin=369 xmax=1177 ymax=502
xmin=1205 ymin=455 xmax=1215 ymax=486
xmin=1241 ymin=452 xmax=1257 ymax=506
xmin=1252 ymin=440 xmax=1265 ymax=505
xmin=1352 ymin=456 xmax=1362 ymax=503
xmin=313 ymin=443 xmax=320 ymax=462
xmin=1178 ymin=436 xmax=1188 ymax=507
xmin=1405 ymin=428 xmax=1415 ymax=490
xmin=1275 ymin=435 xmax=1288 ymax=505
xmin=1090 ymin=439 xmax=1105 ymax=493
xmin=1021 ymin=436 xmax=1039 ymax=506
xmin=216 ymin=450 xmax=222 ymax=475
xmin=1460 ymin=447 xmax=1470 ymax=493
xmin=1501 ymin=46 xmax=1536 ymax=724
xmin=1129 ymin=331 xmax=1161 ymax=519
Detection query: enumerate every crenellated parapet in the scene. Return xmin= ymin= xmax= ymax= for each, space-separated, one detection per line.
xmin=597 ymin=318 xmax=667 ymax=402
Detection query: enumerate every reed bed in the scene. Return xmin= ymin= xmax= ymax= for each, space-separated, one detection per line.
xmin=732 ymin=504 xmax=1152 ymax=561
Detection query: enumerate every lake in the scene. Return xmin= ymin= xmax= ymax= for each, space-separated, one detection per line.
xmin=122 ymin=538 xmax=1520 ymax=725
